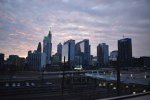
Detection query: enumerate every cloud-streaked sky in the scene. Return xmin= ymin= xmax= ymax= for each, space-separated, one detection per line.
xmin=0 ymin=0 xmax=150 ymax=59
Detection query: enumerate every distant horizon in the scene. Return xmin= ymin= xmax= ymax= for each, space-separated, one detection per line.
xmin=1 ymin=36 xmax=150 ymax=60
xmin=0 ymin=0 xmax=150 ymax=59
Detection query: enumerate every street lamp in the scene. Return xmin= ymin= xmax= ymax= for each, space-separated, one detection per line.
xmin=133 ymin=91 xmax=136 ymax=94
xmin=99 ymin=83 xmax=102 ymax=86
xmin=126 ymin=85 xmax=129 ymax=88
xmin=144 ymin=75 xmax=147 ymax=79
xmin=110 ymin=83 xmax=113 ymax=86
xmin=103 ymin=82 xmax=106 ymax=86
xmin=143 ymin=90 xmax=146 ymax=93
xmin=113 ymin=86 xmax=116 ymax=90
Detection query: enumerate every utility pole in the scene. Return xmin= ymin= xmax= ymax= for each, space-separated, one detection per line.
xmin=117 ymin=57 xmax=120 ymax=96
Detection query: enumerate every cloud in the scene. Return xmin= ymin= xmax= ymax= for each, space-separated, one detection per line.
xmin=0 ymin=0 xmax=150 ymax=58
xmin=17 ymin=31 xmax=27 ymax=35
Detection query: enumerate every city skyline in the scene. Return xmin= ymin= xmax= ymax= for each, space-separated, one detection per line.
xmin=0 ymin=0 xmax=150 ymax=58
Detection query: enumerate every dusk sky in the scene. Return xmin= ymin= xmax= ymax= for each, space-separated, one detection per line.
xmin=0 ymin=0 xmax=150 ymax=59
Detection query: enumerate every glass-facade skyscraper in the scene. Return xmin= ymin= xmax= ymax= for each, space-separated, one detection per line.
xmin=37 ymin=42 xmax=42 ymax=52
xmin=57 ymin=43 xmax=62 ymax=62
xmin=109 ymin=50 xmax=118 ymax=61
xmin=75 ymin=39 xmax=90 ymax=68
xmin=27 ymin=51 xmax=46 ymax=71
xmin=97 ymin=43 xmax=109 ymax=67
xmin=118 ymin=38 xmax=132 ymax=67
xmin=43 ymin=30 xmax=52 ymax=64
xmin=62 ymin=39 xmax=75 ymax=67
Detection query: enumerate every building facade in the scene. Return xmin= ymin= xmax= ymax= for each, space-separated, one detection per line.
xmin=109 ymin=50 xmax=118 ymax=61
xmin=37 ymin=42 xmax=42 ymax=52
xmin=27 ymin=51 xmax=46 ymax=71
xmin=51 ymin=53 xmax=60 ymax=65
xmin=57 ymin=43 xmax=62 ymax=62
xmin=118 ymin=38 xmax=132 ymax=67
xmin=75 ymin=39 xmax=91 ymax=68
xmin=97 ymin=43 xmax=109 ymax=67
xmin=43 ymin=30 xmax=52 ymax=64
xmin=109 ymin=50 xmax=118 ymax=67
xmin=140 ymin=56 xmax=150 ymax=68
xmin=0 ymin=53 xmax=4 ymax=67
xmin=6 ymin=55 xmax=26 ymax=71
xmin=7 ymin=55 xmax=20 ymax=66
xmin=62 ymin=39 xmax=75 ymax=68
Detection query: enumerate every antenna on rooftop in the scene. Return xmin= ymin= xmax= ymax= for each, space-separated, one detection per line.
xmin=49 ymin=26 xmax=52 ymax=32
xmin=123 ymin=35 xmax=125 ymax=39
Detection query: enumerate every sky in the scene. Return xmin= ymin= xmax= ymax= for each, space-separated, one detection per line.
xmin=0 ymin=0 xmax=150 ymax=59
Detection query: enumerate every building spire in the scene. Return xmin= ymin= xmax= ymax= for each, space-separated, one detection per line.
xmin=48 ymin=26 xmax=52 ymax=37
xmin=37 ymin=42 xmax=42 ymax=52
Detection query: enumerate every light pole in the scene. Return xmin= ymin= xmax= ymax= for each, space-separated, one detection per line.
xmin=117 ymin=57 xmax=120 ymax=96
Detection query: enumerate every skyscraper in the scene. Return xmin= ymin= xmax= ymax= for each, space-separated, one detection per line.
xmin=62 ymin=39 xmax=75 ymax=67
xmin=118 ymin=38 xmax=132 ymax=67
xmin=7 ymin=55 xmax=20 ymax=67
xmin=27 ymin=51 xmax=46 ymax=71
xmin=57 ymin=43 xmax=62 ymax=62
xmin=109 ymin=50 xmax=118 ymax=67
xmin=43 ymin=29 xmax=52 ymax=64
xmin=75 ymin=39 xmax=90 ymax=68
xmin=6 ymin=55 xmax=26 ymax=71
xmin=0 ymin=53 xmax=4 ymax=67
xmin=97 ymin=43 xmax=109 ymax=67
xmin=109 ymin=50 xmax=118 ymax=61
xmin=37 ymin=42 xmax=42 ymax=52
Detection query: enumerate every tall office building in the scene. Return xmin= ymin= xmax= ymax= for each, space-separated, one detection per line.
xmin=109 ymin=50 xmax=118 ymax=61
xmin=75 ymin=39 xmax=90 ymax=68
xmin=62 ymin=39 xmax=75 ymax=67
xmin=27 ymin=51 xmax=46 ymax=71
xmin=0 ymin=53 xmax=4 ymax=67
xmin=118 ymin=38 xmax=132 ymax=67
xmin=37 ymin=42 xmax=42 ymax=52
xmin=7 ymin=55 xmax=20 ymax=66
xmin=109 ymin=50 xmax=118 ymax=67
xmin=57 ymin=43 xmax=62 ymax=62
xmin=97 ymin=43 xmax=109 ymax=67
xmin=43 ymin=29 xmax=52 ymax=64
xmin=7 ymin=55 xmax=26 ymax=71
